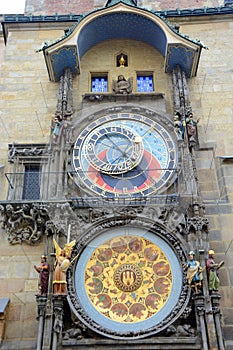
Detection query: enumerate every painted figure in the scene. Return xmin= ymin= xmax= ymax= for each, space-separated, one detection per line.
xmin=206 ymin=249 xmax=224 ymax=293
xmin=185 ymin=112 xmax=200 ymax=150
xmin=53 ymin=238 xmax=76 ymax=295
xmin=52 ymin=115 xmax=62 ymax=142
xmin=34 ymin=255 xmax=50 ymax=296
xmin=173 ymin=113 xmax=184 ymax=140
xmin=185 ymin=251 xmax=203 ymax=293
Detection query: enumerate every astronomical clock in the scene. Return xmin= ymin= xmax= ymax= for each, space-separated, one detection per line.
xmin=66 ymin=108 xmax=189 ymax=340
xmin=72 ymin=112 xmax=177 ymax=198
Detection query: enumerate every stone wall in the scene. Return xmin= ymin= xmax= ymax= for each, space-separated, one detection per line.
xmin=0 ymin=228 xmax=44 ymax=347
xmin=0 ymin=5 xmax=233 ymax=349
xmin=24 ymin=0 xmax=226 ymax=15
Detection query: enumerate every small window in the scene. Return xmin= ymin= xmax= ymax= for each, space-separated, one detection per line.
xmin=137 ymin=74 xmax=154 ymax=92
xmin=91 ymin=75 xmax=108 ymax=92
xmin=116 ymin=53 xmax=128 ymax=67
xmin=22 ymin=165 xmax=41 ymax=200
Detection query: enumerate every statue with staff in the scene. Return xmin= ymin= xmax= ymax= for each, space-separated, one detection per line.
xmin=53 ymin=238 xmax=77 ymax=295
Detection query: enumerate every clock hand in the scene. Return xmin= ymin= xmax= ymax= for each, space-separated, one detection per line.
xmin=141 ymin=126 xmax=155 ymax=139
xmin=105 ymin=134 xmax=125 ymax=156
xmin=122 ymin=144 xmax=133 ymax=157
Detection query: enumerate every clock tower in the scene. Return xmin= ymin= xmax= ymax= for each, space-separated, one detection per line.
xmin=1 ymin=0 xmax=231 ymax=349
xmin=33 ymin=1 xmax=216 ymax=348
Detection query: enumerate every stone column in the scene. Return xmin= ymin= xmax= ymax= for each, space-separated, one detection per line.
xmin=194 ymin=295 xmax=209 ymax=350
xmin=52 ymin=295 xmax=65 ymax=350
xmin=211 ymin=293 xmax=225 ymax=350
xmin=36 ymin=295 xmax=47 ymax=350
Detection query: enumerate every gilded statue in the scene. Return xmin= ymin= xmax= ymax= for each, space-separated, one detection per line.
xmin=53 ymin=238 xmax=76 ymax=295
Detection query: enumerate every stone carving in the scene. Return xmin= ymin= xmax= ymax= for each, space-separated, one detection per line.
xmin=55 ymin=68 xmax=73 ymax=118
xmin=180 ymin=305 xmax=192 ymax=319
xmin=8 ymin=144 xmax=49 ymax=163
xmin=112 ymin=75 xmax=133 ymax=94
xmin=45 ymin=220 xmax=60 ymax=237
xmin=36 ymin=295 xmax=48 ymax=318
xmin=0 ymin=203 xmax=49 ymax=245
xmin=172 ymin=65 xmax=191 ymax=120
xmin=53 ymin=305 xmax=64 ymax=334
xmin=186 ymin=216 xmax=209 ymax=233
xmin=63 ymin=320 xmax=86 ymax=340
xmin=142 ymin=207 xmax=186 ymax=234
xmin=166 ymin=324 xmax=195 ymax=337
xmin=63 ymin=115 xmax=75 ymax=144
xmin=46 ymin=203 xmax=76 ymax=238
xmin=51 ymin=67 xmax=74 ymax=145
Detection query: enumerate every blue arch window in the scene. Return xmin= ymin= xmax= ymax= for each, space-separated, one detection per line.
xmin=137 ymin=75 xmax=154 ymax=92
xmin=91 ymin=75 xmax=108 ymax=92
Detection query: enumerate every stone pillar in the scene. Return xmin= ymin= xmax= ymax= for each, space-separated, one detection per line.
xmin=211 ymin=293 xmax=225 ymax=350
xmin=194 ymin=295 xmax=209 ymax=350
xmin=52 ymin=295 xmax=65 ymax=350
xmin=41 ymin=297 xmax=53 ymax=350
xmin=36 ymin=295 xmax=47 ymax=350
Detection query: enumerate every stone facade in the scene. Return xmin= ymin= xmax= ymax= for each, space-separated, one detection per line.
xmin=0 ymin=1 xmax=233 ymax=349
xmin=24 ymin=0 xmax=227 ymax=15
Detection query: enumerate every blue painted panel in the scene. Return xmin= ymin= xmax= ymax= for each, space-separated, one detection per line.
xmin=91 ymin=76 xmax=108 ymax=92
xmin=137 ymin=75 xmax=154 ymax=92
xmin=78 ymin=12 xmax=167 ymax=59
xmin=166 ymin=44 xmax=196 ymax=77
xmin=50 ymin=46 xmax=79 ymax=81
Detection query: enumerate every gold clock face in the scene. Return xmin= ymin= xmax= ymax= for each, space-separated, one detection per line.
xmin=72 ymin=113 xmax=177 ymax=198
xmin=72 ymin=227 xmax=184 ymax=337
xmin=84 ymin=235 xmax=172 ymax=323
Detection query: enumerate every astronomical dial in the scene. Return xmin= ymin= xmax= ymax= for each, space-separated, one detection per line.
xmin=84 ymin=125 xmax=144 ymax=174
xmin=67 ymin=226 xmax=186 ymax=339
xmin=72 ymin=113 xmax=177 ymax=198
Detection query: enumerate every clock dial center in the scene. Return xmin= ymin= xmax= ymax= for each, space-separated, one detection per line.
xmin=85 ymin=126 xmax=144 ymax=174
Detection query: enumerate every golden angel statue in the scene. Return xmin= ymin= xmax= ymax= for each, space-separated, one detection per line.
xmin=53 ymin=238 xmax=76 ymax=295
xmin=112 ymin=75 xmax=133 ymax=94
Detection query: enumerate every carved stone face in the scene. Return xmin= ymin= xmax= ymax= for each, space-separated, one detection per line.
xmin=118 ymin=75 xmax=125 ymax=81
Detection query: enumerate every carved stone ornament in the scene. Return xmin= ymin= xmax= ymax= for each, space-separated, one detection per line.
xmin=53 ymin=296 xmax=65 ymax=334
xmin=0 ymin=203 xmax=49 ymax=245
xmin=112 ymin=75 xmax=133 ymax=94
xmin=8 ymin=144 xmax=50 ymax=163
xmin=55 ymin=68 xmax=73 ymax=118
xmin=186 ymin=216 xmax=209 ymax=233
xmin=36 ymin=295 xmax=48 ymax=317
xmin=72 ymin=205 xmax=185 ymax=235
xmin=0 ymin=202 xmax=71 ymax=245
xmin=66 ymin=217 xmax=190 ymax=340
